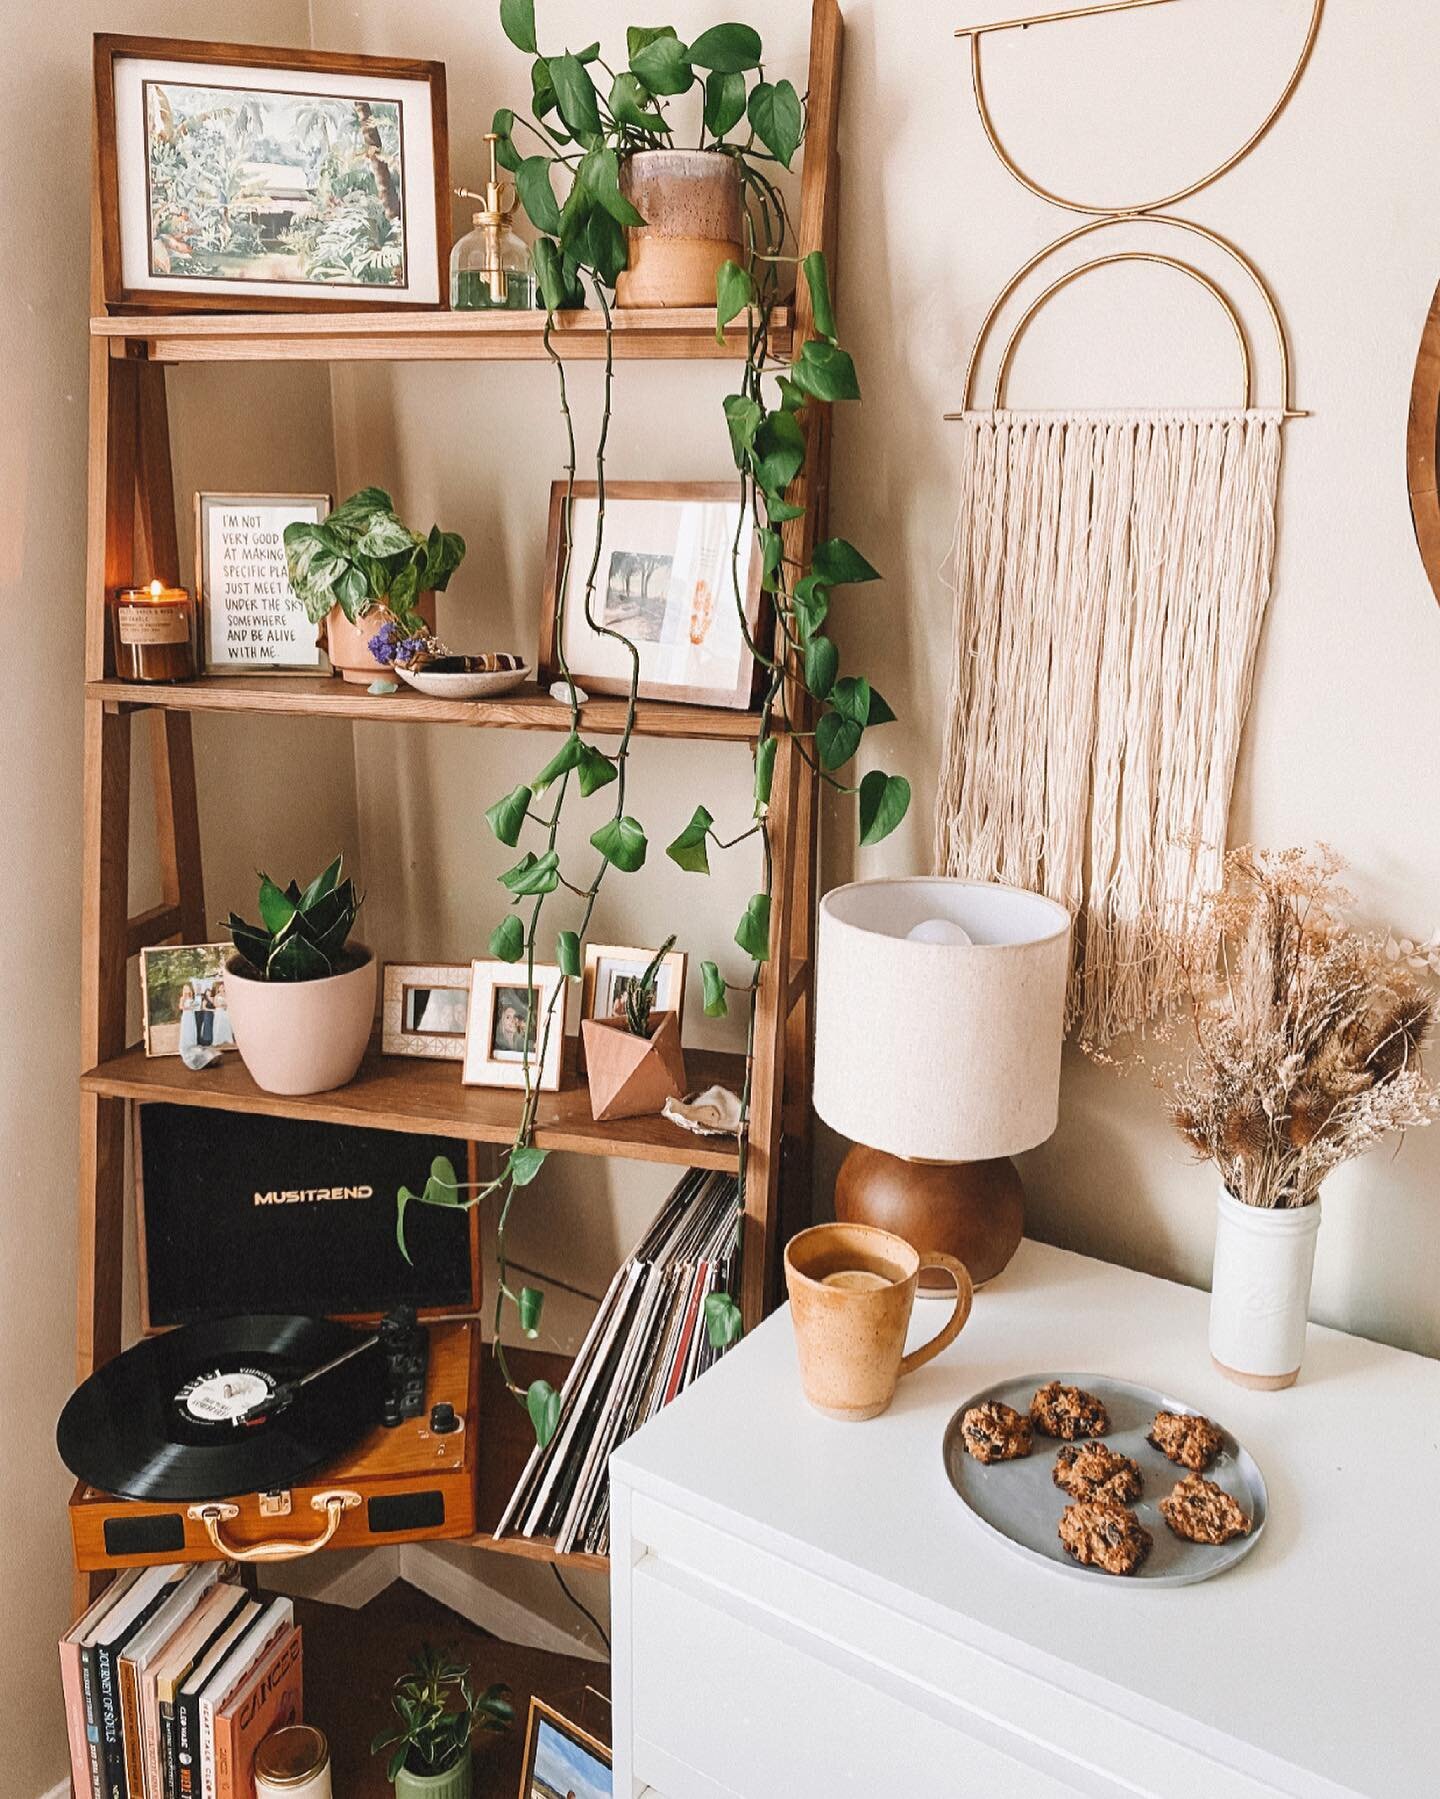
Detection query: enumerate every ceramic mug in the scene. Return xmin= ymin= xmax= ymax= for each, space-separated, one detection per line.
xmin=785 ymin=1222 xmax=974 ymax=1421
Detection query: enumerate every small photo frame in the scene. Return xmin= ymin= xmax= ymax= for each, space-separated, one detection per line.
xmin=196 ymin=493 xmax=331 ymax=674
xmin=381 ymin=962 xmax=473 ymax=1060
xmin=94 ymin=35 xmax=449 ymax=312
xmin=518 ymin=1698 xmax=612 ymax=1799
xmin=539 ymin=482 xmax=764 ymax=710
xmin=463 ymin=961 xmax=566 ymax=1092
xmin=581 ymin=941 xmax=687 ymax=1049
xmin=139 ymin=943 xmax=237 ymax=1058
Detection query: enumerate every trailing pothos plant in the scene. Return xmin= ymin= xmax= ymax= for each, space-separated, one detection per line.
xmin=398 ymin=4 xmax=909 ymax=1451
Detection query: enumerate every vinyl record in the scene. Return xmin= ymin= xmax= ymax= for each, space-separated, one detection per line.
xmin=56 ymin=1314 xmax=381 ymax=1501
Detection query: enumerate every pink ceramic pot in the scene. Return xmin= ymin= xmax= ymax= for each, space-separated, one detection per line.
xmin=224 ymin=944 xmax=377 ymax=1095
xmin=324 ymin=593 xmax=437 ymax=685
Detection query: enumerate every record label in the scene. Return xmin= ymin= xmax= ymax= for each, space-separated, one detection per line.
xmin=175 ymin=1367 xmax=275 ymax=1426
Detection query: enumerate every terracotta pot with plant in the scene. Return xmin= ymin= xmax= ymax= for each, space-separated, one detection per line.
xmin=1103 ymin=846 xmax=1438 ymax=1388
xmin=225 ymin=855 xmax=375 ymax=1097
xmin=582 ymin=936 xmax=688 ymax=1120
xmin=283 ymin=487 xmax=464 ymax=685
xmin=371 ymin=1644 xmax=512 ymax=1799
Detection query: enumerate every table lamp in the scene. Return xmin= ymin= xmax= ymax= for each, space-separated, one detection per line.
xmin=813 ymin=878 xmax=1071 ymax=1287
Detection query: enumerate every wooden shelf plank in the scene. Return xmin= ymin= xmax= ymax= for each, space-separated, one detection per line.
xmin=91 ymin=306 xmax=791 ymax=365
xmin=80 ymin=1039 xmax=744 ymax=1171
xmin=473 ymin=1346 xmax=608 ymax=1574
xmin=86 ymin=676 xmax=764 ymax=743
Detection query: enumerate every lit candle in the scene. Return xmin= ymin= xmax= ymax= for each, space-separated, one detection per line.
xmin=112 ymin=578 xmax=196 ymax=682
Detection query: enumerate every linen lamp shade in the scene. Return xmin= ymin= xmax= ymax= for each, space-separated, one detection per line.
xmin=813 ymin=878 xmax=1071 ymax=1282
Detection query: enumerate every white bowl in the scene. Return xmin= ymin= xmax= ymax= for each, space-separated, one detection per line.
xmin=397 ymin=657 xmax=532 ymax=700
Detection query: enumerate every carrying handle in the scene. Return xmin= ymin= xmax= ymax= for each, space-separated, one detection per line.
xmin=186 ymin=1489 xmax=362 ymax=1563
xmin=898 ymin=1254 xmax=974 ymax=1378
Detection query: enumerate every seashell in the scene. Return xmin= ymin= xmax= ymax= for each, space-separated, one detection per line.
xmin=663 ymin=1084 xmax=744 ymax=1137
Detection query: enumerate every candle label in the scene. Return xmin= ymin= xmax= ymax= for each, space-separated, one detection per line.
xmin=118 ymin=603 xmax=189 ymax=645
xmin=200 ymin=497 xmax=328 ymax=671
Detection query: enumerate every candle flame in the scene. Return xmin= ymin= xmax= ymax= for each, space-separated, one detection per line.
xmin=148 ymin=579 xmax=163 ymax=597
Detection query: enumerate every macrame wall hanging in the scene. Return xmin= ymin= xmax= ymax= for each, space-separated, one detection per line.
xmin=935 ymin=0 xmax=1323 ymax=1044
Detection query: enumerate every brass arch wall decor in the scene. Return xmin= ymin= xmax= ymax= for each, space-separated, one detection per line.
xmin=1407 ymin=278 xmax=1440 ymax=609
xmin=954 ymin=0 xmax=1326 ymax=220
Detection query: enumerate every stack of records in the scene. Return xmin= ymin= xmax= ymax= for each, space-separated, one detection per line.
xmin=498 ymin=1167 xmax=740 ymax=1557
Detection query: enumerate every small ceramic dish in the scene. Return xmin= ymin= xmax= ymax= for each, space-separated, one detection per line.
xmin=397 ymin=655 xmax=532 ymax=700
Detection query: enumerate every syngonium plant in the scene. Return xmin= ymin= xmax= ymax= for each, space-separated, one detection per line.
xmin=398 ymin=4 xmax=909 ymax=1447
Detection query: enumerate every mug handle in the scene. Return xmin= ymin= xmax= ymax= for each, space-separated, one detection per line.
xmin=898 ymin=1253 xmax=975 ymax=1379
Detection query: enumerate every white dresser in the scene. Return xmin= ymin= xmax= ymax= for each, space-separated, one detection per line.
xmin=609 ymin=1242 xmax=1438 ymax=1799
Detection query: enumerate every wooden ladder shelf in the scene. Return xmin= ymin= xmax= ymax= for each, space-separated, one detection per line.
xmin=76 ymin=0 xmax=841 ymax=1584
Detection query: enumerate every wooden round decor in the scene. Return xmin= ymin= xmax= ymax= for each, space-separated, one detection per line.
xmin=1408 ymin=276 xmax=1440 ymax=610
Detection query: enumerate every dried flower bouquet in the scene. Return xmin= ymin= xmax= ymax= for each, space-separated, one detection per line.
xmin=1101 ymin=846 xmax=1438 ymax=1208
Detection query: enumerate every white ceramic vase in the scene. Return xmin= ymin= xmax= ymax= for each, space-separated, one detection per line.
xmin=224 ymin=944 xmax=376 ymax=1096
xmin=1208 ymin=1187 xmax=1321 ymax=1390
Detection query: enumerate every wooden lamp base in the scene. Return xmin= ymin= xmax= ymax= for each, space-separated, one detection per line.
xmin=833 ymin=1145 xmax=1024 ymax=1290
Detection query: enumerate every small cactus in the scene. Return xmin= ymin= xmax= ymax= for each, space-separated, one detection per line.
xmin=622 ymin=936 xmax=677 ymax=1036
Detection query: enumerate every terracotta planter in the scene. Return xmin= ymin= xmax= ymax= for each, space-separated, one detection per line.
xmin=324 ymin=591 xmax=437 ymax=685
xmin=394 ymin=1748 xmax=473 ymax=1799
xmin=581 ymin=1010 xmax=687 ymax=1120
xmin=224 ymin=943 xmax=376 ymax=1096
xmin=615 ymin=150 xmax=743 ymax=309
xmin=1209 ymin=1187 xmax=1321 ymax=1390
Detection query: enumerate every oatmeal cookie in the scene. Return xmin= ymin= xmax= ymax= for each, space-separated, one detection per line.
xmin=1159 ymin=1474 xmax=1251 ymax=1545
xmin=960 ymin=1401 xmax=1033 ymax=1464
xmin=1148 ymin=1410 xmax=1224 ymax=1471
xmin=1030 ymin=1380 xmax=1110 ymax=1440
xmin=1057 ymin=1500 xmax=1152 ymax=1576
xmin=1052 ymin=1440 xmax=1143 ymax=1504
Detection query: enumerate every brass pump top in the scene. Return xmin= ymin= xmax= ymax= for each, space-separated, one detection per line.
xmin=456 ymin=133 xmax=514 ymax=228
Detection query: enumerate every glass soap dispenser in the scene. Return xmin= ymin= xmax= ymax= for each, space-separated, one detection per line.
xmin=450 ymin=132 xmax=536 ymax=310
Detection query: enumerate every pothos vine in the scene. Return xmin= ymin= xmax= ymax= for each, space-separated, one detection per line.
xmin=398 ymin=5 xmax=910 ymax=1449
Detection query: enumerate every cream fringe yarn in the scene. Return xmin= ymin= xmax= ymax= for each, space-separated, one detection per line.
xmin=935 ymin=409 xmax=1283 ymax=1043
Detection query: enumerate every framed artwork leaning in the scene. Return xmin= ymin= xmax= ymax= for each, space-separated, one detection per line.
xmin=463 ymin=961 xmax=566 ymax=1092
xmin=381 ymin=962 xmax=472 ymax=1060
xmin=518 ymin=1698 xmax=612 ymax=1798
xmin=94 ymin=34 xmax=449 ymax=311
xmin=538 ymin=482 xmax=765 ymax=709
xmin=196 ymin=493 xmax=330 ymax=673
xmin=139 ymin=943 xmax=236 ymax=1058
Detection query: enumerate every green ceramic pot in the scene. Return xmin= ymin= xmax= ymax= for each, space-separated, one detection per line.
xmin=394 ymin=1747 xmax=473 ymax=1799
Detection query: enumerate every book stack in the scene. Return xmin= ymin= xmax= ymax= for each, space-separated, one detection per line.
xmin=59 ymin=1565 xmax=302 ymax=1799
xmin=499 ymin=1167 xmax=740 ymax=1557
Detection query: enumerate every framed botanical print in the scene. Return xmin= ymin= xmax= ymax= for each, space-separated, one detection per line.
xmin=538 ymin=482 xmax=765 ymax=709
xmin=94 ymin=35 xmax=449 ymax=311
xmin=462 ymin=961 xmax=567 ymax=1092
xmin=196 ymin=493 xmax=330 ymax=673
xmin=381 ymin=962 xmax=472 ymax=1061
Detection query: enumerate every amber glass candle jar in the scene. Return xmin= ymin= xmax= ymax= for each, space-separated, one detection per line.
xmin=112 ymin=580 xmax=196 ymax=681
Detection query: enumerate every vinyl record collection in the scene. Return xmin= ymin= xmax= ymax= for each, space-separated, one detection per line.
xmin=60 ymin=1563 xmax=301 ymax=1799
xmin=497 ymin=1168 xmax=741 ymax=1557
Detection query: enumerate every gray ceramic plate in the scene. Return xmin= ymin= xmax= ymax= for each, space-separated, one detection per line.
xmin=397 ymin=659 xmax=532 ymax=700
xmin=942 ymin=1373 xmax=1268 ymax=1586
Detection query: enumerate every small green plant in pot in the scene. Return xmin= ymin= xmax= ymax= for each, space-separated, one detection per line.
xmin=371 ymin=1644 xmax=512 ymax=1798
xmin=224 ymin=855 xmax=375 ymax=1096
xmin=283 ymin=488 xmax=466 ymax=685
xmin=581 ymin=936 xmax=687 ymax=1121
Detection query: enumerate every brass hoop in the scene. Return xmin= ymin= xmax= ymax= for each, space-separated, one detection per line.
xmin=956 ymin=0 xmax=1325 ymax=220
xmin=989 ymin=251 xmax=1250 ymax=411
xmin=949 ymin=212 xmax=1304 ymax=415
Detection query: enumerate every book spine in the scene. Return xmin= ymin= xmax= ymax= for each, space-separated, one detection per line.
xmin=80 ymin=1645 xmax=106 ymax=1799
xmin=96 ymin=1641 xmax=129 ymax=1799
xmin=119 ymin=1658 xmax=145 ymax=1799
xmin=176 ymin=1690 xmax=199 ymax=1799
xmin=159 ymin=1704 xmax=177 ymax=1799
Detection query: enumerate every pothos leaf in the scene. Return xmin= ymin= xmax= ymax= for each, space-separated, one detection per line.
xmin=489 ymin=914 xmax=526 ymax=961
xmin=723 ymin=393 xmax=763 ymax=468
xmin=500 ymin=849 xmax=560 ymax=896
xmin=747 ymin=78 xmax=803 ymax=167
xmin=516 ymin=156 xmax=563 ymax=235
xmin=829 ymin=675 xmax=872 ymax=726
xmin=704 ymin=1291 xmax=744 ymax=1348
xmin=666 ymin=805 xmax=714 ymax=874
xmin=816 ymin=710 xmax=862 ymax=771
xmin=858 ymin=770 xmax=912 ymax=846
xmin=486 ymin=783 xmax=533 ymax=847
xmin=527 ymin=1379 xmax=561 ymax=1448
xmin=577 ymin=743 xmax=618 ymax=797
xmin=557 ymin=930 xmax=581 ymax=977
xmin=688 ymin=22 xmax=762 ymax=72
xmin=631 ymin=31 xmax=694 ymax=95
xmin=735 ymin=893 xmax=772 ymax=961
xmin=753 ymin=734 xmax=777 ymax=810
xmin=804 ymin=635 xmax=838 ymax=699
xmin=715 ymin=259 xmax=754 ymax=342
xmin=517 ymin=1285 xmax=545 ymax=1338
xmin=752 ymin=409 xmax=806 ymax=496
xmin=701 ymin=959 xmax=729 ymax=1017
xmin=788 ymin=338 xmax=861 ymax=403
xmin=609 ymin=70 xmax=668 ymax=134
xmin=803 ymin=249 xmax=837 ymax=341
xmin=704 ymin=68 xmax=747 ymax=138
xmin=581 ymin=145 xmax=646 ymax=227
xmin=430 ymin=1153 xmax=458 ymax=1192
xmin=500 ymin=0 xmax=537 ymax=54
xmin=812 ymin=537 xmax=881 ymax=585
xmin=791 ymin=574 xmax=829 ymax=643
xmin=507 ymin=1144 xmax=548 ymax=1186
xmin=867 ymin=686 xmax=897 ymax=726
xmin=549 ymin=52 xmax=602 ymax=142
xmin=531 ymin=235 xmax=568 ymax=311
xmin=532 ymin=733 xmax=585 ymax=792
xmin=590 ymin=814 xmax=648 ymax=872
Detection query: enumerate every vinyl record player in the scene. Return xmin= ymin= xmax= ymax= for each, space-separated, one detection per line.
xmin=64 ymin=1109 xmax=484 ymax=1572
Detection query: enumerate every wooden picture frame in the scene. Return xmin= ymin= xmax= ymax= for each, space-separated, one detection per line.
xmin=538 ymin=481 xmax=765 ymax=709
xmin=381 ymin=962 xmax=472 ymax=1060
xmin=462 ymin=960 xmax=566 ymax=1093
xmin=94 ymin=34 xmax=450 ymax=312
xmin=579 ymin=941 xmax=687 ymax=1071
xmin=196 ymin=492 xmax=331 ymax=673
xmin=517 ymin=1697 xmax=612 ymax=1797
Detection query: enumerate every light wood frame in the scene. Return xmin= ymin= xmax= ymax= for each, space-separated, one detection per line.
xmin=537 ymin=481 xmax=765 ymax=709
xmin=94 ymin=33 xmax=450 ymax=313
xmin=195 ymin=491 xmax=331 ymax=674
xmin=579 ymin=941 xmax=687 ymax=1073
xmin=381 ymin=961 xmax=472 ymax=1060
xmin=517 ymin=1697 xmax=612 ymax=1794
xmin=463 ymin=960 xmax=566 ymax=1093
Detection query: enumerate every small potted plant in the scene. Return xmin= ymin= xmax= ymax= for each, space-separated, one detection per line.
xmin=283 ymin=487 xmax=465 ymax=685
xmin=581 ymin=936 xmax=688 ymax=1120
xmin=371 ymin=1644 xmax=512 ymax=1798
xmin=224 ymin=854 xmax=374 ymax=1096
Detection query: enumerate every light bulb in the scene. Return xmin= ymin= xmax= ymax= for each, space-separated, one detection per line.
xmin=906 ymin=917 xmax=973 ymax=947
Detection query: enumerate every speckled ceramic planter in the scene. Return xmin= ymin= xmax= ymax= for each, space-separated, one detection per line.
xmin=615 ymin=150 xmax=743 ymax=308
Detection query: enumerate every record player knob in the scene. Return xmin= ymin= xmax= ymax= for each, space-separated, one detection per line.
xmin=429 ymin=1401 xmax=459 ymax=1435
